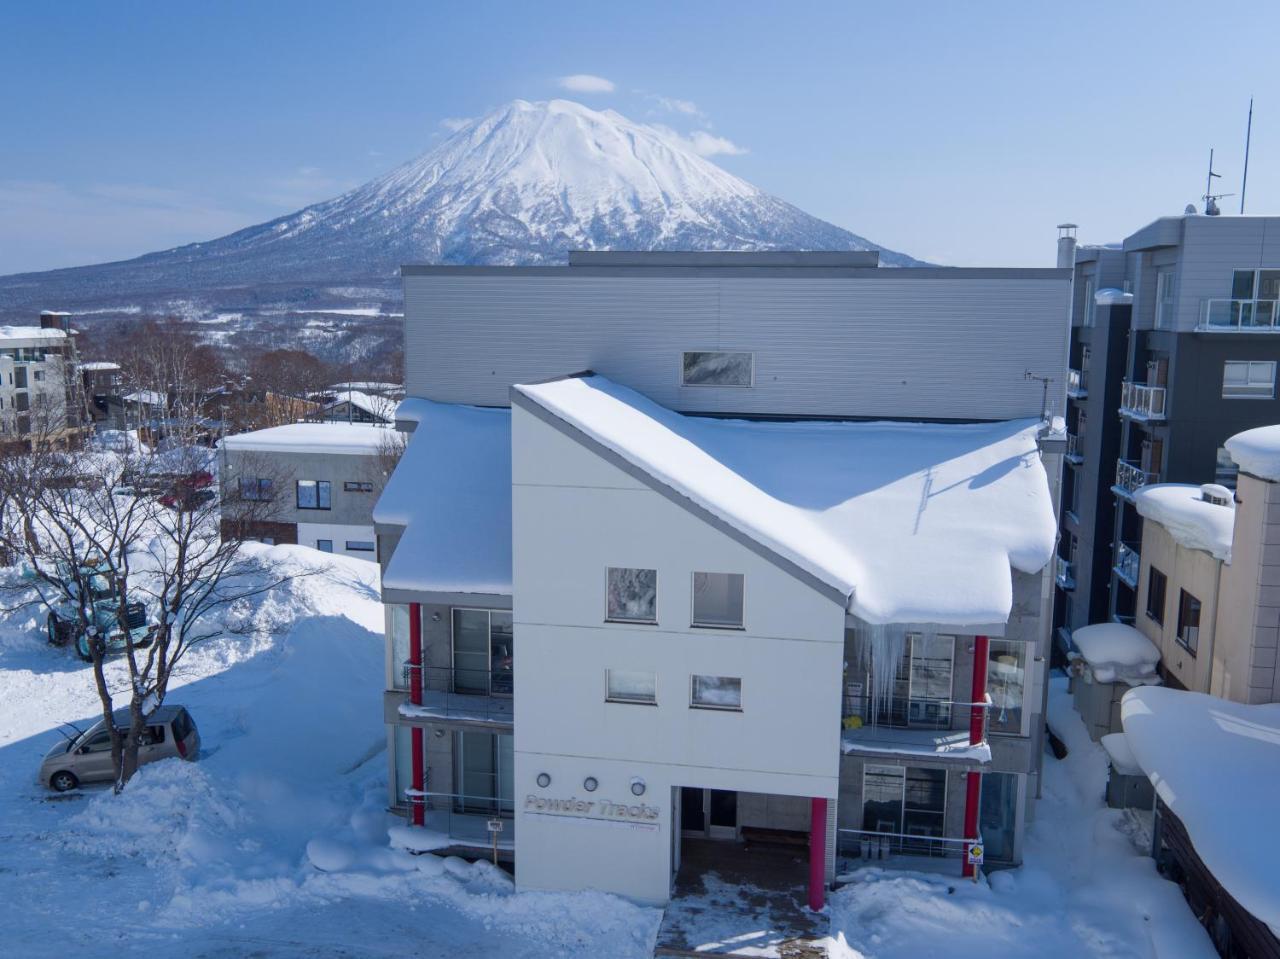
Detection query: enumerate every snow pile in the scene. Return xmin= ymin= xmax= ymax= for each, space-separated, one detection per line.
xmin=1070 ymin=622 xmax=1161 ymax=684
xmin=221 ymin=421 xmax=392 ymax=455
xmin=1133 ymin=484 xmax=1234 ymax=561
xmin=1100 ymin=732 xmax=1142 ymax=776
xmin=1225 ymin=423 xmax=1280 ymax=482
xmin=374 ymin=399 xmax=512 ymax=596
xmin=515 ymin=375 xmax=1056 ymax=625
xmin=1122 ymin=686 xmax=1280 ymax=937
xmin=1094 ymin=288 xmax=1133 ymax=305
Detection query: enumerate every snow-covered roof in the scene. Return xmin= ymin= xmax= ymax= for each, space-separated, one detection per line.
xmin=1122 ymin=687 xmax=1280 ymax=937
xmin=1094 ymin=288 xmax=1133 ymax=305
xmin=79 ymin=361 xmax=121 ymax=372
xmin=513 ymin=374 xmax=1057 ymax=626
xmin=1225 ymin=424 xmax=1280 ymax=482
xmin=329 ymin=381 xmax=402 ymax=394
xmin=324 ymin=389 xmax=399 ymax=422
xmin=0 ymin=326 xmax=67 ymax=343
xmin=122 ymin=390 xmax=166 ymax=406
xmin=221 ymin=423 xmax=392 ymax=456
xmin=1070 ymin=623 xmax=1160 ymax=684
xmin=374 ymin=400 xmax=511 ymax=597
xmin=1133 ymin=484 xmax=1234 ymax=562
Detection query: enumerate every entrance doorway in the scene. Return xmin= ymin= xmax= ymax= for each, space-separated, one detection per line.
xmin=681 ymin=787 xmax=738 ymax=840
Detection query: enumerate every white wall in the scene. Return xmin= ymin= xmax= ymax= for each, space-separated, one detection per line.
xmin=511 ymin=404 xmax=845 ymax=904
xmin=296 ymin=521 xmax=378 ymax=561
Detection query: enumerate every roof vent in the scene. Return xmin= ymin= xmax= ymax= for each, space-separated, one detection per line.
xmin=1200 ymin=484 xmax=1234 ymax=507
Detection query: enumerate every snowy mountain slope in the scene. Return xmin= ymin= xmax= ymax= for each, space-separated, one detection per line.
xmin=0 ymin=99 xmax=921 ymax=315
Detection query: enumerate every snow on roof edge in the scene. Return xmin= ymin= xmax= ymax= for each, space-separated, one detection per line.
xmin=1225 ymin=424 xmax=1280 ymax=482
xmin=1133 ymin=484 xmax=1234 ymax=562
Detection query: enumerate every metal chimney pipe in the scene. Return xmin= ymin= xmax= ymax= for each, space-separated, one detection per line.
xmin=1056 ymin=223 xmax=1078 ymax=269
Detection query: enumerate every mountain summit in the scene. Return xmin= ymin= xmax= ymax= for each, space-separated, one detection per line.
xmin=0 ymin=99 xmax=919 ymax=316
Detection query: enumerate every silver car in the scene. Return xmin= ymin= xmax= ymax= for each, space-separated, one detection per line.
xmin=39 ymin=705 xmax=200 ymax=791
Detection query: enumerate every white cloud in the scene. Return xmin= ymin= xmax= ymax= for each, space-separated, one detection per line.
xmin=439 ymin=116 xmax=473 ymax=133
xmin=556 ymin=74 xmax=615 ymax=94
xmin=651 ymin=95 xmax=703 ymax=118
xmin=652 ymin=125 xmax=748 ymax=158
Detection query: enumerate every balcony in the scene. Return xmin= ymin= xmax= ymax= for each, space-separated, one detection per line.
xmin=1200 ymin=298 xmax=1280 ymax=332
xmin=1112 ymin=460 xmax=1158 ymax=501
xmin=837 ymin=828 xmax=969 ymax=870
xmin=1055 ymin=556 xmax=1075 ymax=591
xmin=392 ymin=665 xmax=514 ymax=726
xmin=1066 ymin=368 xmax=1088 ymax=399
xmin=1119 ymin=381 xmax=1167 ymax=421
xmin=841 ymin=691 xmax=990 ymax=765
xmin=396 ymin=790 xmax=515 ymax=853
xmin=1114 ymin=542 xmax=1140 ymax=588
xmin=1065 ymin=432 xmax=1084 ymax=465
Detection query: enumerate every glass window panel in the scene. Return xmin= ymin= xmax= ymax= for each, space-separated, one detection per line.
xmin=607 ymin=669 xmax=657 ymax=703
xmin=607 ymin=567 xmax=657 ymax=622
xmin=691 ymin=674 xmax=742 ymax=709
xmin=498 ymin=733 xmax=514 ymax=808
xmin=452 ymin=609 xmax=491 ymax=694
xmin=393 ymin=725 xmax=413 ymax=804
xmin=980 ymin=772 xmax=1019 ymax=862
xmin=682 ymin=351 xmax=753 ymax=387
xmin=903 ymin=767 xmax=947 ymax=839
xmin=692 ymin=572 xmax=744 ymax=627
xmin=862 ymin=764 xmax=905 ymax=833
xmin=1146 ymin=568 xmax=1167 ymax=624
xmin=317 ymin=480 xmax=331 ymax=509
xmin=1177 ymin=590 xmax=1202 ymax=655
xmin=390 ymin=605 xmax=411 ymax=690
xmin=490 ymin=612 xmax=514 ymax=695
xmin=987 ymin=640 xmax=1026 ymax=735
xmin=1232 ymin=269 xmax=1257 ymax=299
xmin=455 ymin=731 xmax=499 ymax=814
xmin=907 ymin=634 xmax=953 ymax=726
xmin=296 ymin=480 xmax=317 ymax=509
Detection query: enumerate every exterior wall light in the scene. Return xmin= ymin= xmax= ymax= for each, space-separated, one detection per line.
xmin=630 ymin=777 xmax=646 ymax=796
xmin=583 ymin=776 xmax=599 ymax=792
xmin=536 ymin=772 xmax=551 ymax=788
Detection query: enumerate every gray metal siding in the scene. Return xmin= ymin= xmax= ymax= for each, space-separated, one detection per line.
xmin=404 ymin=273 xmax=1071 ymax=421
xmin=223 ymin=447 xmax=386 ymax=527
xmin=1174 ymin=217 xmax=1280 ymax=332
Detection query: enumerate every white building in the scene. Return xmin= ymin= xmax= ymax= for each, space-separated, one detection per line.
xmin=374 ymin=252 xmax=1070 ymax=908
xmin=0 ymin=313 xmax=83 ymax=444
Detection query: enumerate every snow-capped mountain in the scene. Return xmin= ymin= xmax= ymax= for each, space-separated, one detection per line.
xmin=0 ymin=98 xmax=920 ymax=320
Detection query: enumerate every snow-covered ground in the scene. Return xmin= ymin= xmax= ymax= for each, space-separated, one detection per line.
xmin=0 ymin=544 xmax=1214 ymax=957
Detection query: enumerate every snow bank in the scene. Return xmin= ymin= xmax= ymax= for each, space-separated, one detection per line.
xmin=221 ymin=421 xmax=391 ymax=455
xmin=1133 ymin=484 xmax=1234 ymax=561
xmin=514 ymin=375 xmax=1056 ymax=625
xmin=1070 ymin=622 xmax=1160 ymax=684
xmin=374 ymin=400 xmax=512 ymax=597
xmin=1225 ymin=423 xmax=1280 ymax=482
xmin=1122 ymin=686 xmax=1280 ymax=936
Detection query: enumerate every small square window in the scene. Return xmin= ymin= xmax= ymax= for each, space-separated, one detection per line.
xmin=1223 ymin=360 xmax=1275 ymax=398
xmin=691 ymin=674 xmax=742 ymax=710
xmin=296 ymin=479 xmax=331 ymax=510
xmin=607 ymin=567 xmax=657 ymax=623
xmin=692 ymin=572 xmax=744 ymax=628
xmin=316 ymin=539 xmax=333 ymax=553
xmin=606 ymin=669 xmax=656 ymax=704
xmin=1146 ymin=567 xmax=1167 ymax=625
xmin=681 ymin=351 xmax=753 ymax=387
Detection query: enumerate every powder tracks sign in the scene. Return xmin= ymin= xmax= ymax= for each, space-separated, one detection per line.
xmin=523 ymin=794 xmax=661 ymax=832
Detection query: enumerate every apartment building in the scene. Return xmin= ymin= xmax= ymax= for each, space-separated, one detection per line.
xmin=0 ymin=311 xmax=85 ymax=446
xmin=220 ymin=422 xmax=397 ymax=559
xmin=374 ymin=251 xmax=1071 ymax=907
xmin=1057 ymin=215 xmax=1280 ymax=660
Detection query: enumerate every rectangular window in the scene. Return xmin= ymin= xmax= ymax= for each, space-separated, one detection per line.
xmin=606 ymin=669 xmax=657 ymax=704
xmin=239 ymin=477 xmax=273 ymax=501
xmin=681 ymin=351 xmax=754 ymax=387
xmin=343 ymin=481 xmax=374 ymax=492
xmin=690 ymin=674 xmax=742 ymax=710
xmin=345 ymin=540 xmax=376 ymax=552
xmin=987 ymin=640 xmax=1027 ymax=736
xmin=1146 ymin=567 xmax=1167 ymax=625
xmin=1222 ymin=360 xmax=1276 ymax=398
xmin=606 ymin=567 xmax=657 ymax=623
xmin=389 ymin=605 xmax=412 ymax=691
xmin=450 ymin=609 xmax=514 ymax=697
xmin=316 ymin=539 xmax=333 ymax=553
xmin=980 ymin=772 xmax=1019 ymax=862
xmin=451 ymin=730 xmax=513 ymax=817
xmin=33 ymin=369 xmax=45 ymax=382
xmin=13 ymin=367 xmax=27 ymax=389
xmin=1216 ymin=447 xmax=1239 ymax=490
xmin=861 ymin=765 xmax=947 ymax=846
xmin=296 ymin=479 xmax=331 ymax=510
xmin=1177 ymin=590 xmax=1202 ymax=655
xmin=1081 ymin=278 xmax=1094 ymax=327
xmin=691 ymin=572 xmax=744 ymax=628
xmin=1154 ymin=271 xmax=1175 ymax=329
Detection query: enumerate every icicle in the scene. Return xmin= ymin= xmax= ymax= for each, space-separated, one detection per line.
xmin=850 ymin=619 xmax=940 ymax=724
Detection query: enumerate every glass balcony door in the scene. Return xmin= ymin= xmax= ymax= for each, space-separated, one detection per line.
xmin=451 ymin=609 xmax=514 ymax=697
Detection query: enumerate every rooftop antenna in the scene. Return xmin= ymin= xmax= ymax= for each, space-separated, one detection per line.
xmin=1025 ymin=370 xmax=1052 ymax=425
xmin=1241 ymin=97 xmax=1254 ymax=214
xmin=1203 ymin=148 xmax=1233 ymax=216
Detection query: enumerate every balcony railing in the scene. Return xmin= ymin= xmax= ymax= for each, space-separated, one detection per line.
xmin=1113 ymin=460 xmax=1158 ymax=499
xmin=1114 ymin=542 xmax=1140 ymax=587
xmin=399 ymin=665 xmax=514 ymax=724
xmin=407 ymin=789 xmax=515 ymax=847
xmin=837 ymin=828 xmax=969 ymax=863
xmin=1066 ymin=368 xmax=1088 ymax=398
xmin=1119 ymin=381 xmax=1167 ymax=420
xmin=1200 ymin=298 xmax=1280 ymax=332
xmin=1065 ymin=432 xmax=1084 ymax=464
xmin=843 ymin=691 xmax=955 ymax=731
xmin=1055 ymin=556 xmax=1075 ymax=590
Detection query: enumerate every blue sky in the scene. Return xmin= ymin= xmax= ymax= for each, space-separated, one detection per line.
xmin=2 ymin=0 xmax=1277 ymax=273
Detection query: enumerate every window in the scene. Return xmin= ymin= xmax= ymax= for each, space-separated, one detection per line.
xmin=1176 ymin=590 xmax=1202 ymax=655
xmin=33 ymin=369 xmax=45 ymax=382
xmin=986 ymin=640 xmax=1027 ymax=736
xmin=240 ymin=477 xmax=273 ymax=501
xmin=1081 ymin=278 xmax=1095 ymax=327
xmin=861 ymin=765 xmax=947 ymax=844
xmin=692 ymin=572 xmax=744 ymax=628
xmin=1154 ymin=271 xmax=1176 ymax=329
xmin=681 ymin=351 xmax=754 ymax=387
xmin=1222 ymin=360 xmax=1276 ymax=399
xmin=451 ymin=609 xmax=514 ymax=696
xmin=980 ymin=772 xmax=1019 ymax=862
xmin=1145 ymin=567 xmax=1167 ymax=625
xmin=316 ymin=539 xmax=333 ymax=553
xmin=606 ymin=567 xmax=657 ymax=623
xmin=451 ymin=730 xmax=513 ymax=817
xmin=690 ymin=674 xmax=742 ymax=710
xmin=13 ymin=367 xmax=27 ymax=389
xmin=606 ymin=669 xmax=657 ymax=704
xmin=345 ymin=540 xmax=376 ymax=553
xmin=389 ymin=605 xmax=412 ymax=690
xmin=81 ymin=731 xmax=113 ymax=753
xmin=344 ymin=481 xmax=374 ymax=493
xmin=296 ymin=479 xmax=331 ymax=510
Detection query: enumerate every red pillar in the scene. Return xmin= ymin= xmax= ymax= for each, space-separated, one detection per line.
xmin=808 ymin=797 xmax=827 ymax=911
xmin=962 ymin=634 xmax=990 ymax=878
xmin=409 ymin=602 xmax=425 ymax=826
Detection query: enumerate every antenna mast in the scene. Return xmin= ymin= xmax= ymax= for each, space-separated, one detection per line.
xmin=1241 ymin=98 xmax=1254 ymax=215
xmin=1203 ymin=149 xmax=1232 ymax=216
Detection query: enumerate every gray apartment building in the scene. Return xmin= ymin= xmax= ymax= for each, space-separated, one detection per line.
xmin=1057 ymin=214 xmax=1280 ymax=661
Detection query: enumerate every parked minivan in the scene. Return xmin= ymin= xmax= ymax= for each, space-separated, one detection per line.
xmin=38 ymin=705 xmax=200 ymax=791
